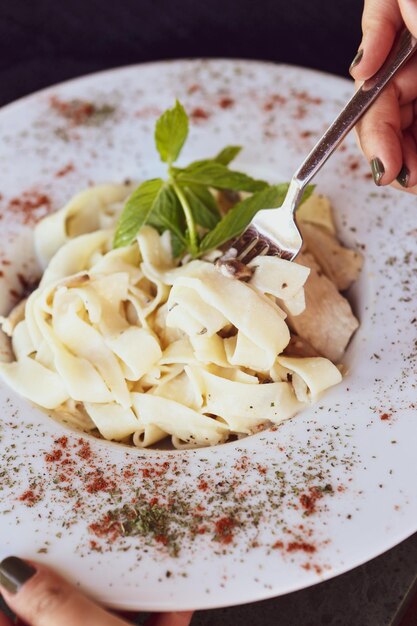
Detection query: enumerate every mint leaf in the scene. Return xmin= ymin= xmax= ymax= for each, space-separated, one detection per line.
xmin=148 ymin=185 xmax=186 ymax=246
xmin=113 ymin=179 xmax=165 ymax=248
xmin=113 ymin=99 xmax=314 ymax=258
xmin=115 ymin=181 xmax=188 ymax=255
xmin=170 ymin=232 xmax=186 ymax=258
xmin=199 ymin=184 xmax=289 ymax=252
xmin=155 ymin=100 xmax=189 ymax=164
xmin=176 ymin=162 xmax=267 ymax=192
xmin=214 ymin=145 xmax=241 ymax=165
xmin=181 ymin=185 xmax=221 ymax=230
xmin=172 ymin=145 xmax=241 ymax=173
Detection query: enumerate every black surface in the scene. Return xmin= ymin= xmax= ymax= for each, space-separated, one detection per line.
xmin=1 ymin=1 xmax=416 ymax=625
xmin=188 ymin=533 xmax=417 ymax=626
xmin=0 ymin=0 xmax=363 ymax=108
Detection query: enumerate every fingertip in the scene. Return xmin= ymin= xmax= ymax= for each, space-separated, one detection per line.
xmin=366 ymin=150 xmax=402 ymax=187
xmin=364 ymin=141 xmax=403 ymax=186
xmin=368 ymin=155 xmax=402 ymax=186
xmin=350 ymin=9 xmax=399 ymax=80
xmin=391 ymin=178 xmax=417 ymax=194
xmin=356 ymin=84 xmax=403 ymax=185
xmin=0 ymin=558 xmax=74 ymax=626
xmin=370 ymin=156 xmax=386 ymax=186
xmin=0 ymin=557 xmax=37 ymax=597
xmin=349 ymin=49 xmax=364 ymax=77
xmin=350 ymin=42 xmax=392 ymax=81
xmin=349 ymin=49 xmax=381 ymax=81
xmin=1 ymin=559 xmax=132 ymax=626
xmin=398 ymin=131 xmax=417 ymax=187
xmin=396 ymin=164 xmax=410 ymax=187
xmin=398 ymin=0 xmax=417 ymax=39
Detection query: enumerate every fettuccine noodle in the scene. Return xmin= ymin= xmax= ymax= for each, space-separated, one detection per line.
xmin=0 ymin=184 xmax=343 ymax=448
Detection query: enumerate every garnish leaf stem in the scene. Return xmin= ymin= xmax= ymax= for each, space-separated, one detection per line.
xmin=170 ymin=178 xmax=199 ymax=257
xmin=114 ymin=101 xmax=314 ymax=258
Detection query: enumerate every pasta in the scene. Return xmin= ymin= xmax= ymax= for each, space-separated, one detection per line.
xmin=0 ymin=184 xmax=348 ymax=449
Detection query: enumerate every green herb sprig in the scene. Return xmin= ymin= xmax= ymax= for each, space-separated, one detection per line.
xmin=114 ymin=100 xmax=312 ymax=257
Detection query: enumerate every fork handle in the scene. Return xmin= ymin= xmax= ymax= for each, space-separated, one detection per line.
xmin=293 ymin=27 xmax=417 ymax=188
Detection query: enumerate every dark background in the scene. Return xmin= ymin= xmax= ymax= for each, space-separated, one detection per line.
xmin=0 ymin=0 xmax=363 ymax=107
xmin=2 ymin=1 xmax=417 ymax=624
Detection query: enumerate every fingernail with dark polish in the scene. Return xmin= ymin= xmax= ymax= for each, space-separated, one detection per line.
xmin=0 ymin=557 xmax=36 ymax=594
xmin=370 ymin=157 xmax=385 ymax=186
xmin=349 ymin=49 xmax=363 ymax=72
xmin=396 ymin=165 xmax=409 ymax=187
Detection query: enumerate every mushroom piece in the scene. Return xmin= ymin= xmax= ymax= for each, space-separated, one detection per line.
xmin=283 ymin=334 xmax=322 ymax=358
xmin=286 ymin=252 xmax=359 ymax=363
xmin=299 ymin=222 xmax=363 ymax=292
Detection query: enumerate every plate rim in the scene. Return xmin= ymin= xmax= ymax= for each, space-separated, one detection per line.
xmin=0 ymin=57 xmax=415 ymax=612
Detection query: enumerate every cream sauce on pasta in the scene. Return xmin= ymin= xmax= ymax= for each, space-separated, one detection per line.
xmin=0 ymin=184 xmax=342 ymax=448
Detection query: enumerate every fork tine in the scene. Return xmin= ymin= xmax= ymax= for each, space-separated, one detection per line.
xmin=231 ymin=226 xmax=283 ymax=264
xmin=237 ymin=239 xmax=271 ymax=264
xmin=219 ymin=224 xmax=291 ymax=276
xmin=233 ymin=231 xmax=260 ymax=261
xmin=226 ymin=226 xmax=258 ymax=257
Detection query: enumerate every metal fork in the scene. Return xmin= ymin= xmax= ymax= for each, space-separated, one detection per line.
xmin=221 ymin=28 xmax=417 ymax=268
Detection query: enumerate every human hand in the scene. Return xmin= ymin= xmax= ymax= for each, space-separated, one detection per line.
xmin=350 ymin=0 xmax=417 ymax=191
xmin=0 ymin=556 xmax=193 ymax=626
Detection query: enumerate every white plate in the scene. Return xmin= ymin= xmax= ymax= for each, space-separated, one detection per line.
xmin=0 ymin=60 xmax=416 ymax=612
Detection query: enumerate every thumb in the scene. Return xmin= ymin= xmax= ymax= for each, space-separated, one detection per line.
xmin=0 ymin=556 xmax=130 ymax=626
xmin=398 ymin=0 xmax=417 ymax=39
